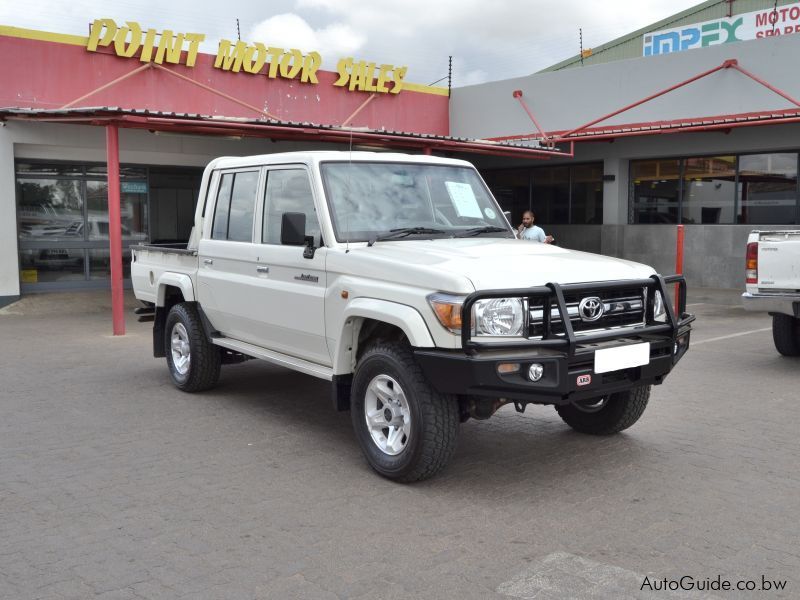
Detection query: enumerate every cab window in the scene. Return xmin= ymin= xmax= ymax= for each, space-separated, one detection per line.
xmin=261 ymin=169 xmax=321 ymax=245
xmin=211 ymin=171 xmax=259 ymax=241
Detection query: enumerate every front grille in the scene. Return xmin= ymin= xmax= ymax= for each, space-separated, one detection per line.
xmin=528 ymin=287 xmax=646 ymax=339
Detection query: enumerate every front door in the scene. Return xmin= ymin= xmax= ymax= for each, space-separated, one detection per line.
xmin=242 ymin=166 xmax=329 ymax=366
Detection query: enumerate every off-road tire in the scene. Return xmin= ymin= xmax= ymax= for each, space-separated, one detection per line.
xmin=556 ymin=385 xmax=651 ymax=435
xmin=351 ymin=341 xmax=459 ymax=482
xmin=772 ymin=313 xmax=800 ymax=356
xmin=165 ymin=302 xmax=221 ymax=392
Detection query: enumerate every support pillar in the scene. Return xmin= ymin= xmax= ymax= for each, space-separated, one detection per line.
xmin=106 ymin=124 xmax=125 ymax=335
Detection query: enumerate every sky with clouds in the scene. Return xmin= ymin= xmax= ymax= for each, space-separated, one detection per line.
xmin=0 ymin=0 xmax=705 ymax=86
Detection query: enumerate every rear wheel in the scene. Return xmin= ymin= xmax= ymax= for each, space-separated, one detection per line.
xmin=556 ymin=386 xmax=651 ymax=435
xmin=165 ymin=302 xmax=221 ymax=392
xmin=772 ymin=314 xmax=800 ymax=356
xmin=351 ymin=341 xmax=459 ymax=482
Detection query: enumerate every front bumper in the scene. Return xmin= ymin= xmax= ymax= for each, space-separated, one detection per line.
xmin=741 ymin=292 xmax=800 ymax=317
xmin=415 ymin=330 xmax=690 ymax=405
xmin=415 ymin=274 xmax=694 ymax=406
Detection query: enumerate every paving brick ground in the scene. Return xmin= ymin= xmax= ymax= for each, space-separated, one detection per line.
xmin=0 ymin=290 xmax=797 ymax=599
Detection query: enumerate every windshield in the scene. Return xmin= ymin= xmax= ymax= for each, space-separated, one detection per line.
xmin=320 ymin=161 xmax=513 ymax=243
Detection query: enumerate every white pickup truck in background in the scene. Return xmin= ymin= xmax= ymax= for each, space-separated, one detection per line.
xmin=131 ymin=151 xmax=694 ymax=482
xmin=743 ymin=230 xmax=800 ymax=355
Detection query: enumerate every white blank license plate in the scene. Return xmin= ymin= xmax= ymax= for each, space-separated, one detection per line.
xmin=594 ymin=342 xmax=651 ymax=374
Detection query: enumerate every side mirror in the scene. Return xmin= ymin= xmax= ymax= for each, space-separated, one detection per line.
xmin=281 ymin=212 xmax=306 ymax=245
xmin=281 ymin=212 xmax=317 ymax=258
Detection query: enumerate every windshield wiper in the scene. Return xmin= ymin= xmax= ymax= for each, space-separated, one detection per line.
xmin=367 ymin=227 xmax=446 ymax=246
xmin=452 ymin=226 xmax=509 ymax=238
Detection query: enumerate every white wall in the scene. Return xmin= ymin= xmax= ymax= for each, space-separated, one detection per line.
xmin=0 ymin=125 xmax=19 ymax=299
xmin=10 ymin=121 xmax=337 ymax=165
xmin=451 ymin=33 xmax=800 ymax=139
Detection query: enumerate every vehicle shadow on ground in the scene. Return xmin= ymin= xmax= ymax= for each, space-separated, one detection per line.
xmin=201 ymin=360 xmax=657 ymax=493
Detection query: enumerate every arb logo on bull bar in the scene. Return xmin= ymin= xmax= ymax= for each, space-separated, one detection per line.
xmin=577 ymin=374 xmax=592 ymax=386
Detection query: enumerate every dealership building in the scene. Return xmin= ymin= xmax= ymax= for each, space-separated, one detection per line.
xmin=2 ymin=0 xmax=800 ymax=307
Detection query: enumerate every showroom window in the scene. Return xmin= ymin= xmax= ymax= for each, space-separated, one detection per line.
xmin=16 ymin=161 xmax=148 ymax=288
xmin=737 ymin=153 xmax=798 ymax=225
xmin=630 ymin=158 xmax=681 ymax=223
xmin=682 ymin=155 xmax=736 ymax=224
xmin=630 ymin=152 xmax=799 ymax=224
xmin=482 ymin=163 xmax=603 ymax=224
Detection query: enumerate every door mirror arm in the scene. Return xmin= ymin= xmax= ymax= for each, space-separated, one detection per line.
xmin=303 ymin=236 xmax=316 ymax=259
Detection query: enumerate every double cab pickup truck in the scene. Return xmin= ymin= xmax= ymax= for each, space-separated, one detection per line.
xmin=743 ymin=230 xmax=800 ymax=355
xmin=132 ymin=151 xmax=694 ymax=481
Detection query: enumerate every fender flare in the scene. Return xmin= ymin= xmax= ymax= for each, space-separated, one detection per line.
xmin=333 ymin=298 xmax=436 ymax=374
xmin=156 ymin=273 xmax=195 ymax=306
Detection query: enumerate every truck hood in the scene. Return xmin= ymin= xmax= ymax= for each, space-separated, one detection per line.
xmin=334 ymin=238 xmax=656 ymax=293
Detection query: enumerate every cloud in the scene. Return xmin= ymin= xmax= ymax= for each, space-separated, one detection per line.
xmin=0 ymin=0 xmax=706 ymax=86
xmin=247 ymin=13 xmax=365 ymax=57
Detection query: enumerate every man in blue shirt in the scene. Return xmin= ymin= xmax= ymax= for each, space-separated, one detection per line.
xmin=517 ymin=210 xmax=554 ymax=243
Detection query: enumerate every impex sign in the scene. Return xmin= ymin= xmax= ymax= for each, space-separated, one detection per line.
xmin=643 ymin=2 xmax=800 ymax=56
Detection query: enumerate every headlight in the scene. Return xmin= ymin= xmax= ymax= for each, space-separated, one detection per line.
xmin=473 ymin=297 xmax=525 ymax=336
xmin=653 ymin=290 xmax=667 ymax=322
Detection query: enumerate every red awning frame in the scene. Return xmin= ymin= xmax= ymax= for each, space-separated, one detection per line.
xmin=0 ymin=107 xmax=569 ymax=159
xmin=493 ymin=59 xmax=800 ymax=146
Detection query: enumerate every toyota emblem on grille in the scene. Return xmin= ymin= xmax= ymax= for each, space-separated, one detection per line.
xmin=578 ymin=297 xmax=604 ymax=322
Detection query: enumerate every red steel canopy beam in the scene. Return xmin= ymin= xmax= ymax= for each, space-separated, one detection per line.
xmin=111 ymin=114 xmax=567 ymax=158
xmin=728 ymin=61 xmax=800 ymax=108
xmin=149 ymin=63 xmax=281 ymax=120
xmin=61 ymin=61 xmax=281 ymax=120
xmin=493 ymin=59 xmax=800 ymax=144
xmin=556 ymin=60 xmax=739 ymax=141
xmin=1 ymin=110 xmax=571 ymax=159
xmin=105 ymin=124 xmax=125 ymax=336
xmin=511 ymin=90 xmax=552 ymax=144
xmin=342 ymin=93 xmax=378 ymax=127
xmin=62 ymin=63 xmax=153 ymax=109
xmin=489 ymin=107 xmax=800 ymax=141
xmin=537 ymin=114 xmax=800 ymax=142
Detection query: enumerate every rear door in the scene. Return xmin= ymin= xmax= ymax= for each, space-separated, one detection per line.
xmin=197 ymin=168 xmax=262 ymax=337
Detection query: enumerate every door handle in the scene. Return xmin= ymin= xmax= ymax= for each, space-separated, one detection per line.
xmin=256 ymin=265 xmax=270 ymax=274
xmin=203 ymin=259 xmax=213 ymax=265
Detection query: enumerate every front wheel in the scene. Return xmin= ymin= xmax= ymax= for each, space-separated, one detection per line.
xmin=351 ymin=342 xmax=459 ymax=482
xmin=555 ymin=385 xmax=651 ymax=435
xmin=164 ymin=302 xmax=221 ymax=392
xmin=772 ymin=314 xmax=800 ymax=356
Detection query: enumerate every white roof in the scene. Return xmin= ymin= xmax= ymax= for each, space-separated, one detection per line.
xmin=206 ymin=151 xmax=475 ymax=171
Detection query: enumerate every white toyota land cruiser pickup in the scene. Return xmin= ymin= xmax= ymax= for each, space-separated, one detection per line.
xmin=131 ymin=151 xmax=694 ymax=482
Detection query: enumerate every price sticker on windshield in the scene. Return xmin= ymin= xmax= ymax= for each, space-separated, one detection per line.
xmin=445 ymin=181 xmax=482 ymax=218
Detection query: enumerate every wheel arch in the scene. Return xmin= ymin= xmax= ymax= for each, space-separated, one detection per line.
xmin=153 ymin=283 xmax=190 ymax=358
xmin=332 ymin=298 xmax=435 ymax=376
xmin=156 ymin=273 xmax=195 ymax=306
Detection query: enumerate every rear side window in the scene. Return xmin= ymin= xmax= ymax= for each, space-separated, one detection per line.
xmin=211 ymin=171 xmax=258 ymax=241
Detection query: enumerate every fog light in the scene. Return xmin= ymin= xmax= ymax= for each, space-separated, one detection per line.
xmin=497 ymin=362 xmax=520 ymax=374
xmin=674 ymin=334 xmax=690 ymax=356
xmin=528 ymin=363 xmax=544 ymax=382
